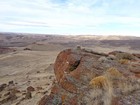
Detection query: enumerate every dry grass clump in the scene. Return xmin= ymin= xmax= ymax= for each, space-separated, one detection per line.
xmin=119 ymin=59 xmax=129 ymax=64
xmin=88 ymin=68 xmax=123 ymax=105
xmin=89 ymin=67 xmax=123 ymax=90
xmin=106 ymin=67 xmax=123 ymax=79
xmin=116 ymin=53 xmax=134 ymax=60
xmin=61 ymin=94 xmax=67 ymax=104
xmin=89 ymin=75 xmax=113 ymax=105
xmin=88 ymin=67 xmax=140 ymax=105
xmin=89 ymin=76 xmax=108 ymax=88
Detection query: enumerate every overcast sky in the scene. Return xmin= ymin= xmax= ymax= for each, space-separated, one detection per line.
xmin=0 ymin=0 xmax=140 ymax=36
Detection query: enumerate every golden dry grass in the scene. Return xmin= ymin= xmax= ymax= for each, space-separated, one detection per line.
xmin=119 ymin=59 xmax=129 ymax=64
xmin=89 ymin=75 xmax=113 ymax=105
xmin=106 ymin=67 xmax=123 ymax=78
xmin=89 ymin=76 xmax=108 ymax=88
xmin=116 ymin=53 xmax=134 ymax=60
xmin=89 ymin=68 xmax=124 ymax=105
xmin=61 ymin=94 xmax=67 ymax=104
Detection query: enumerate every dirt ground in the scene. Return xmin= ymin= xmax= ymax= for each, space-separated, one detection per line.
xmin=0 ymin=50 xmax=59 ymax=105
xmin=0 ymin=45 xmax=140 ymax=105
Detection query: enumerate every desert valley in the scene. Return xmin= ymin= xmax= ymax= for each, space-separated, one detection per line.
xmin=0 ymin=32 xmax=140 ymax=105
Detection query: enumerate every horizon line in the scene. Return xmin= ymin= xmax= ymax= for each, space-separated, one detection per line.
xmin=0 ymin=31 xmax=140 ymax=37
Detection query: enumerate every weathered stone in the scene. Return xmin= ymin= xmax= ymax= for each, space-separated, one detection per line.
xmin=135 ymin=73 xmax=140 ymax=78
xmin=133 ymin=53 xmax=140 ymax=58
xmin=107 ymin=54 xmax=116 ymax=60
xmin=98 ymin=56 xmax=108 ymax=62
xmin=38 ymin=48 xmax=140 ymax=105
xmin=27 ymin=86 xmax=35 ymax=92
xmin=108 ymin=51 xmax=123 ymax=55
xmin=8 ymin=81 xmax=14 ymax=85
xmin=25 ymin=91 xmax=32 ymax=99
xmin=130 ymin=69 xmax=140 ymax=73
xmin=4 ymin=92 xmax=10 ymax=96
xmin=0 ymin=91 xmax=17 ymax=104
xmin=54 ymin=49 xmax=106 ymax=93
xmin=0 ymin=83 xmax=7 ymax=92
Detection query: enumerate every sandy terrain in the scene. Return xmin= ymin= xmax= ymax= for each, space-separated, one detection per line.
xmin=0 ymin=50 xmax=59 ymax=105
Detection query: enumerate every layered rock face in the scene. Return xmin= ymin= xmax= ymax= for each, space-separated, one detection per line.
xmin=38 ymin=48 xmax=140 ymax=105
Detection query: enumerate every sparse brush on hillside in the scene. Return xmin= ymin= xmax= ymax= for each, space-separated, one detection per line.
xmin=119 ymin=59 xmax=129 ymax=64
xmin=116 ymin=53 xmax=134 ymax=60
xmin=37 ymin=48 xmax=140 ymax=105
xmin=89 ymin=76 xmax=108 ymax=89
xmin=106 ymin=67 xmax=123 ymax=79
xmin=89 ymin=75 xmax=113 ymax=105
xmin=88 ymin=67 xmax=140 ymax=105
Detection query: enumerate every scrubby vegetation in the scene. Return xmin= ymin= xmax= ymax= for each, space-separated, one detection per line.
xmin=119 ymin=59 xmax=129 ymax=64
xmin=106 ymin=67 xmax=123 ymax=78
xmin=89 ymin=76 xmax=108 ymax=88
xmin=116 ymin=53 xmax=134 ymax=60
xmin=88 ymin=67 xmax=140 ymax=105
xmin=38 ymin=48 xmax=140 ymax=105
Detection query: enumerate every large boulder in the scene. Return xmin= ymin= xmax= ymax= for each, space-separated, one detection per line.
xmin=54 ymin=49 xmax=108 ymax=93
xmin=38 ymin=48 xmax=140 ymax=105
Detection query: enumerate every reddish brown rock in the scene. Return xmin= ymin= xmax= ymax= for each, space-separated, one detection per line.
xmin=54 ymin=49 xmax=81 ymax=82
xmin=135 ymin=73 xmax=140 ymax=78
xmin=68 ymin=96 xmax=78 ymax=105
xmin=0 ymin=83 xmax=7 ymax=92
xmin=38 ymin=95 xmax=50 ymax=105
xmin=38 ymin=84 xmax=79 ymax=105
xmin=130 ymin=69 xmax=140 ymax=73
xmin=38 ymin=84 xmax=62 ymax=105
xmin=133 ymin=53 xmax=140 ymax=58
xmin=38 ymin=48 xmax=140 ymax=105
xmin=25 ymin=91 xmax=32 ymax=99
xmin=54 ymin=49 xmax=105 ymax=93
xmin=111 ymin=97 xmax=121 ymax=105
xmin=27 ymin=86 xmax=35 ymax=92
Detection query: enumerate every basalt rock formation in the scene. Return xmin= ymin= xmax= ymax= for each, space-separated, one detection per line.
xmin=38 ymin=48 xmax=140 ymax=105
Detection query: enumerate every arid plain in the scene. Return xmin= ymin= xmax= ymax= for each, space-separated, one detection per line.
xmin=0 ymin=33 xmax=140 ymax=105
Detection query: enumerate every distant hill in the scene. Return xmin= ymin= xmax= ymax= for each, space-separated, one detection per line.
xmin=0 ymin=32 xmax=140 ymax=50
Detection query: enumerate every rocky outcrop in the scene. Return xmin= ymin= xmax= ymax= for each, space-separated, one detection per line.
xmin=27 ymin=86 xmax=35 ymax=92
xmin=0 ymin=84 xmax=7 ymax=92
xmin=133 ymin=53 xmax=140 ymax=58
xmin=38 ymin=48 xmax=140 ymax=105
xmin=0 ymin=47 xmax=16 ymax=54
xmin=23 ymin=48 xmax=32 ymax=50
